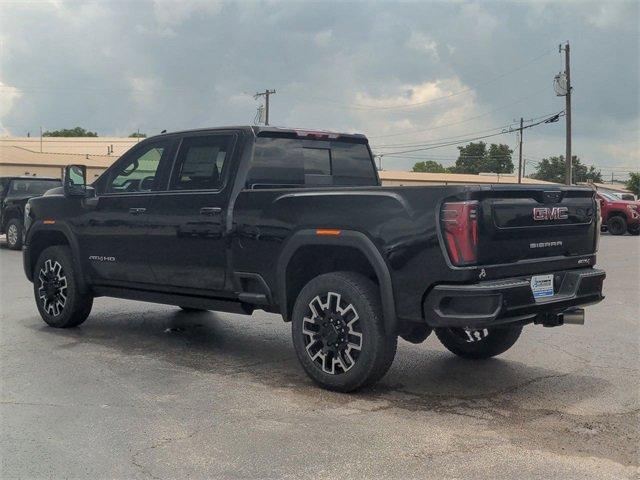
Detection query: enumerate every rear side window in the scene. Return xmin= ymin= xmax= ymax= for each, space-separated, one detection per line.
xmin=172 ymin=135 xmax=233 ymax=191
xmin=246 ymin=137 xmax=376 ymax=189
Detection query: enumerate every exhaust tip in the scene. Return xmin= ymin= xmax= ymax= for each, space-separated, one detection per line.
xmin=562 ymin=308 xmax=585 ymax=325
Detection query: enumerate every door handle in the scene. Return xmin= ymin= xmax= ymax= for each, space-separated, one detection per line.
xmin=129 ymin=207 xmax=147 ymax=215
xmin=200 ymin=207 xmax=222 ymax=216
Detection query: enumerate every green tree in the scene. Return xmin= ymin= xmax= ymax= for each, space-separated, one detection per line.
xmin=626 ymin=172 xmax=640 ymax=196
xmin=412 ymin=160 xmax=446 ymax=173
xmin=129 ymin=132 xmax=147 ymax=138
xmin=531 ymin=155 xmax=602 ymax=184
xmin=43 ymin=127 xmax=97 ymax=137
xmin=449 ymin=142 xmax=514 ymax=174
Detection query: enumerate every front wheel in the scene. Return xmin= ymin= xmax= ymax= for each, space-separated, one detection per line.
xmin=628 ymin=224 xmax=640 ymax=236
xmin=34 ymin=246 xmax=93 ymax=328
xmin=291 ymin=272 xmax=397 ymax=392
xmin=435 ymin=326 xmax=522 ymax=360
xmin=607 ymin=216 xmax=627 ymax=236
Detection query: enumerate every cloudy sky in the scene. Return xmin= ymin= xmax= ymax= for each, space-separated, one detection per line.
xmin=0 ymin=0 xmax=638 ymax=177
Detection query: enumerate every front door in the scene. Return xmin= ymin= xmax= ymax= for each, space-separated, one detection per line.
xmin=145 ymin=133 xmax=236 ymax=292
xmin=76 ymin=138 xmax=175 ymax=284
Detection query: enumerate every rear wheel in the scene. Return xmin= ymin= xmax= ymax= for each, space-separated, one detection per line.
xmin=628 ymin=224 xmax=640 ymax=236
xmin=435 ymin=326 xmax=522 ymax=359
xmin=34 ymin=246 xmax=93 ymax=328
xmin=607 ymin=215 xmax=627 ymax=236
xmin=6 ymin=218 xmax=23 ymax=250
xmin=291 ymin=272 xmax=397 ymax=392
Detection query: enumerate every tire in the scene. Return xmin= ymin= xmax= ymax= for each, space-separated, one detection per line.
xmin=628 ymin=224 xmax=640 ymax=236
xmin=179 ymin=306 xmax=206 ymax=312
xmin=291 ymin=272 xmax=397 ymax=392
xmin=435 ymin=326 xmax=523 ymax=360
xmin=607 ymin=215 xmax=627 ymax=236
xmin=33 ymin=245 xmax=93 ymax=328
xmin=6 ymin=218 xmax=23 ymax=250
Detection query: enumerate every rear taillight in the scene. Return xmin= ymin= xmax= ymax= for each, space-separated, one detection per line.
xmin=441 ymin=201 xmax=479 ymax=266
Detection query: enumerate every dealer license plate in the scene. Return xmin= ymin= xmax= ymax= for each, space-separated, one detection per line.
xmin=530 ymin=274 xmax=554 ymax=299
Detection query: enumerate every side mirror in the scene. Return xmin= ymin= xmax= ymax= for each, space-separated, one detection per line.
xmin=64 ymin=165 xmax=87 ymax=197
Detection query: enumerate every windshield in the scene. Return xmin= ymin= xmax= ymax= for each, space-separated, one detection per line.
xmin=8 ymin=179 xmax=61 ymax=196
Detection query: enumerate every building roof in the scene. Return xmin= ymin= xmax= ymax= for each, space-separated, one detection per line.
xmin=583 ymin=182 xmax=632 ymax=194
xmin=378 ymin=170 xmax=556 ymax=185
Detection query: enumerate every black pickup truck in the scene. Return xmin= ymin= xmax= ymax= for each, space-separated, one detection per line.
xmin=1 ymin=176 xmax=61 ymax=250
xmin=22 ymin=127 xmax=605 ymax=391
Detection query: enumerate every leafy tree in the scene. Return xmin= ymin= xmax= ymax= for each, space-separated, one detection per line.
xmin=449 ymin=142 xmax=514 ymax=174
xmin=129 ymin=132 xmax=147 ymax=138
xmin=412 ymin=160 xmax=446 ymax=173
xmin=530 ymin=155 xmax=602 ymax=184
xmin=43 ymin=127 xmax=97 ymax=137
xmin=626 ymin=172 xmax=640 ymax=196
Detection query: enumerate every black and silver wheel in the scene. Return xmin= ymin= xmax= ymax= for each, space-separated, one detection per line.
xmin=6 ymin=218 xmax=23 ymax=250
xmin=291 ymin=272 xmax=397 ymax=392
xmin=435 ymin=326 xmax=522 ymax=360
xmin=607 ymin=215 xmax=627 ymax=236
xmin=34 ymin=246 xmax=93 ymax=328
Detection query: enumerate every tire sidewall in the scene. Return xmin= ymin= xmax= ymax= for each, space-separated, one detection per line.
xmin=34 ymin=246 xmax=83 ymax=327
xmin=291 ymin=273 xmax=386 ymax=391
xmin=435 ymin=326 xmax=522 ymax=359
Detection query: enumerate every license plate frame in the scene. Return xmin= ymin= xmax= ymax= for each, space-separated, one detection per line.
xmin=530 ymin=274 xmax=554 ymax=299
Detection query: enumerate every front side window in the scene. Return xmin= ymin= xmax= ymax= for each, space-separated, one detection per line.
xmin=107 ymin=141 xmax=169 ymax=193
xmin=171 ymin=135 xmax=233 ymax=191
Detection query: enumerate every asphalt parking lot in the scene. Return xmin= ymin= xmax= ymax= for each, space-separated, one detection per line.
xmin=0 ymin=234 xmax=638 ymax=479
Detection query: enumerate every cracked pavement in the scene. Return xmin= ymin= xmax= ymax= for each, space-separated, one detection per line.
xmin=0 ymin=234 xmax=638 ymax=479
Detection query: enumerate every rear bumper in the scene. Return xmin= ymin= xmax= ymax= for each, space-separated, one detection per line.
xmin=423 ymin=267 xmax=605 ymax=328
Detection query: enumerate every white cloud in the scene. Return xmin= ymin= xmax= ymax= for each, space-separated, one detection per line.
xmin=406 ymin=32 xmax=439 ymax=60
xmin=0 ymin=82 xmax=22 ymax=135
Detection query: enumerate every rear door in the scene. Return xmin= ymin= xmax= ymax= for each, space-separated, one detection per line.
xmin=477 ymin=187 xmax=598 ymax=265
xmin=145 ymin=132 xmax=237 ymax=292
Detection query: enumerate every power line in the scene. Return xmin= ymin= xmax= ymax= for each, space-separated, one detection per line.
xmin=376 ymin=112 xmax=564 ymax=156
xmin=368 ymin=87 xmax=550 ymax=139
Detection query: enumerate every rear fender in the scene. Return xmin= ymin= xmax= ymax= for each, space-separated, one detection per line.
xmin=277 ymin=229 xmax=397 ymax=334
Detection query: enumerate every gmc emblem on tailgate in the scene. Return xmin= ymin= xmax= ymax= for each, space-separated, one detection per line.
xmin=533 ymin=206 xmax=569 ymax=221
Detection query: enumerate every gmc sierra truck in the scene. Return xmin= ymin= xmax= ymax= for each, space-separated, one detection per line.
xmin=22 ymin=126 xmax=606 ymax=391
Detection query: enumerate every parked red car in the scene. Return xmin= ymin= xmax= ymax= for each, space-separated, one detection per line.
xmin=596 ymin=191 xmax=640 ymax=235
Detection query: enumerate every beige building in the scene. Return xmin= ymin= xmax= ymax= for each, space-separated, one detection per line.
xmin=5 ymin=137 xmax=619 ymax=191
xmin=378 ymin=170 xmax=555 ymax=186
xmin=0 ymin=137 xmax=138 ymax=180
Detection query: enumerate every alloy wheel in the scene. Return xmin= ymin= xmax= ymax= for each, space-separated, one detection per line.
xmin=302 ymin=292 xmax=363 ymax=375
xmin=37 ymin=259 xmax=68 ymax=317
xmin=7 ymin=224 xmax=18 ymax=247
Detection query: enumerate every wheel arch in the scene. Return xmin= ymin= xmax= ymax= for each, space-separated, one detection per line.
xmin=25 ymin=223 xmax=87 ymax=293
xmin=277 ymin=229 xmax=397 ymax=334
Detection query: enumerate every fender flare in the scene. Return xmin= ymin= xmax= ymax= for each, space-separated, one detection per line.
xmin=25 ymin=222 xmax=88 ymax=293
xmin=277 ymin=229 xmax=398 ymax=334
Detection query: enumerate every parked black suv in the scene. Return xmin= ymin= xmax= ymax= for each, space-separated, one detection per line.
xmin=22 ymin=127 xmax=606 ymax=391
xmin=1 ymin=176 xmax=61 ymax=249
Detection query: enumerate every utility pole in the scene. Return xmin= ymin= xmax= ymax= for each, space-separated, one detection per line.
xmin=560 ymin=42 xmax=572 ymax=185
xmin=518 ymin=117 xmax=524 ymax=184
xmin=254 ymin=89 xmax=276 ymax=126
xmin=40 ymin=126 xmax=43 ymax=153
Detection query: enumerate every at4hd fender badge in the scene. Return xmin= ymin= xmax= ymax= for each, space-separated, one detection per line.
xmin=89 ymin=255 xmax=116 ymax=262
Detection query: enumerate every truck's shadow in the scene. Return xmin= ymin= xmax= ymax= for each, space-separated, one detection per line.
xmin=35 ymin=304 xmax=609 ymax=403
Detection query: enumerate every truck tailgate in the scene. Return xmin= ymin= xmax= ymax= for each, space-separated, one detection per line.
xmin=476 ymin=187 xmax=598 ymax=265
